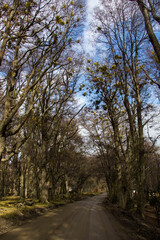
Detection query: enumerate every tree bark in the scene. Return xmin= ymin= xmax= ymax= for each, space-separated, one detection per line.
xmin=137 ymin=0 xmax=160 ymax=63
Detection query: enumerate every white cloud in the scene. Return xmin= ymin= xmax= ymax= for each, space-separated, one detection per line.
xmin=82 ymin=0 xmax=100 ymax=56
xmin=143 ymin=104 xmax=160 ymax=147
xmin=87 ymin=0 xmax=99 ymax=13
xmin=75 ymin=94 xmax=87 ymax=107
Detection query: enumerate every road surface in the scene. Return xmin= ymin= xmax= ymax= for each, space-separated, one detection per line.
xmin=0 ymin=194 xmax=129 ymax=240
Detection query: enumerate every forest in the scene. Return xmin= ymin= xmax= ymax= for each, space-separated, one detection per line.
xmin=0 ymin=0 xmax=160 ymax=223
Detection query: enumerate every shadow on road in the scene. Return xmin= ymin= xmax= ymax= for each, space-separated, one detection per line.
xmin=0 ymin=194 xmax=129 ymax=240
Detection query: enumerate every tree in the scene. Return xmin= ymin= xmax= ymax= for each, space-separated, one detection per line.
xmin=0 ymin=0 xmax=84 ymax=162
xmin=85 ymin=0 xmax=154 ymax=216
xmin=130 ymin=0 xmax=160 ymax=62
xmin=82 ymin=108 xmax=127 ymax=204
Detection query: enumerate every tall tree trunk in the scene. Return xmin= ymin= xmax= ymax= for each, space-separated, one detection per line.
xmin=20 ymin=166 xmax=26 ymax=199
xmin=137 ymin=0 xmax=160 ymax=62
xmin=0 ymin=135 xmax=5 ymax=161
xmin=136 ymin=100 xmax=145 ymax=217
xmin=134 ymin=62 xmax=145 ymax=217
xmin=39 ymin=168 xmax=48 ymax=203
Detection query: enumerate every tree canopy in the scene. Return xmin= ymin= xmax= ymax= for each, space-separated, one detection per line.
xmin=0 ymin=0 xmax=160 ymax=220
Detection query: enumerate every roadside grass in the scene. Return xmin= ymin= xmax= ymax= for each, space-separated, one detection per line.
xmin=103 ymin=198 xmax=160 ymax=240
xmin=0 ymin=196 xmax=49 ymax=220
xmin=0 ymin=192 xmax=101 ymax=221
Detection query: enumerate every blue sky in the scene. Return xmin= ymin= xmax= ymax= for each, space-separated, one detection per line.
xmin=78 ymin=0 xmax=160 ymax=146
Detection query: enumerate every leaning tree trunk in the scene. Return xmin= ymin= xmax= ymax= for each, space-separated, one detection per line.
xmin=137 ymin=0 xmax=160 ymax=63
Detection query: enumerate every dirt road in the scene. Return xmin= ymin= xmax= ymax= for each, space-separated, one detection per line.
xmin=0 ymin=194 xmax=129 ymax=240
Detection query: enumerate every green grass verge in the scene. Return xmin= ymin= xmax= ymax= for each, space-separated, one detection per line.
xmin=0 ymin=192 xmax=102 ymax=220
